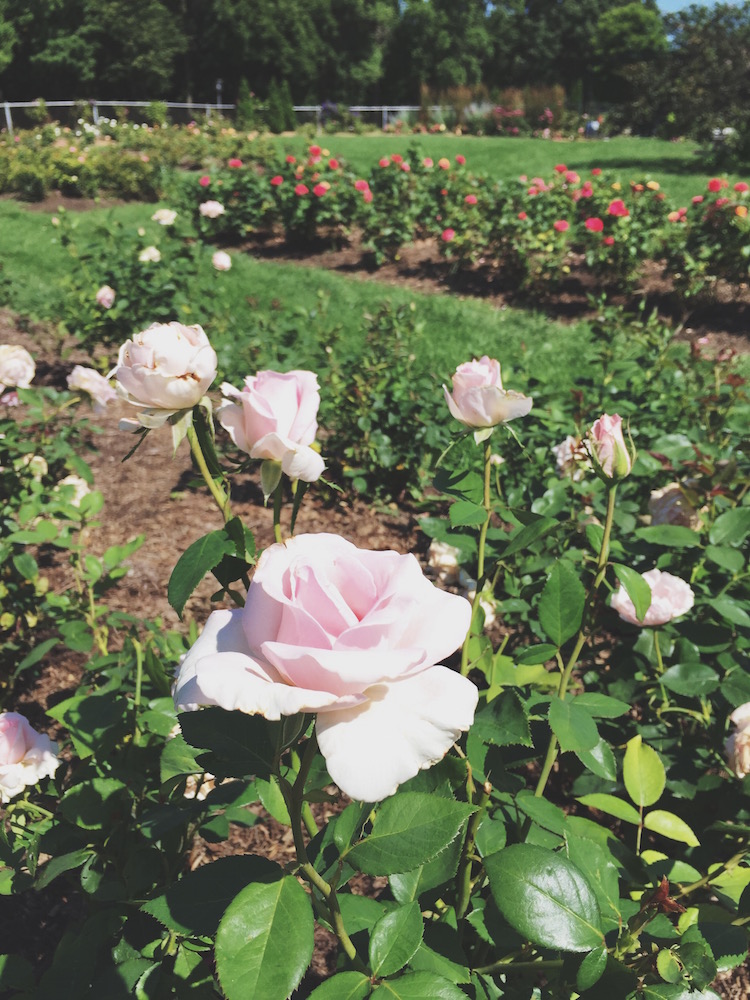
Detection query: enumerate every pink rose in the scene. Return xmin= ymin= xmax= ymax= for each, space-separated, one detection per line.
xmin=587 ymin=413 xmax=633 ymax=480
xmin=218 ymin=369 xmax=325 ymax=482
xmin=67 ymin=365 xmax=117 ymax=413
xmin=96 ymin=285 xmax=116 ymax=309
xmin=0 ymin=713 xmax=59 ymax=802
xmin=726 ymin=704 xmax=750 ymax=778
xmin=610 ymin=568 xmax=694 ymax=626
xmin=444 ymin=356 xmax=533 ymax=430
xmin=211 ymin=250 xmax=232 ymax=271
xmin=441 ymin=228 xmax=456 ymax=242
xmin=114 ymin=322 xmax=218 ymax=426
xmin=174 ymin=533 xmax=476 ymax=801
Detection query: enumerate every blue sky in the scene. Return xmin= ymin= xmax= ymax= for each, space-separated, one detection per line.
xmin=656 ymin=0 xmax=716 ymax=11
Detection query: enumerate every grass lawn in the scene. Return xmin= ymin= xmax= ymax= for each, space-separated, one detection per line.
xmin=264 ymin=133 xmax=728 ymax=206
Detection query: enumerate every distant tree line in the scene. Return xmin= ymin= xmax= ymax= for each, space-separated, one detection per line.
xmin=0 ymin=0 xmax=749 ymax=145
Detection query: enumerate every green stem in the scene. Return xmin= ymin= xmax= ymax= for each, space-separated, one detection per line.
xmin=272 ymin=482 xmax=283 ymax=544
xmin=277 ymin=736 xmax=369 ymax=975
xmin=186 ymin=423 xmax=231 ymax=522
xmin=456 ymin=779 xmax=491 ymax=926
xmin=460 ymin=439 xmax=493 ymax=677
xmin=532 ymin=484 xmax=618 ymax=805
xmin=676 ymin=848 xmax=747 ymax=899
xmin=653 ymin=628 xmax=665 ymax=675
xmin=133 ymin=639 xmax=144 ymax=744
xmin=474 ymin=958 xmax=564 ymax=975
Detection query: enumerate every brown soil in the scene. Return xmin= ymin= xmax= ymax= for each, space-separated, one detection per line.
xmin=1 ymin=205 xmax=749 ymax=994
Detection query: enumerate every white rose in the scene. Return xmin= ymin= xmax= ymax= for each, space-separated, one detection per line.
xmin=67 ymin=365 xmax=117 ymax=414
xmin=199 ymin=200 xmax=225 ymax=219
xmin=138 ymin=246 xmax=161 ymax=263
xmin=95 ymin=285 xmax=116 ymax=309
xmin=427 ymin=540 xmax=463 ymax=584
xmin=212 ymin=250 xmax=232 ymax=271
xmin=113 ymin=322 xmax=218 ymax=426
xmin=152 ymin=208 xmax=177 ymax=226
xmin=0 ymin=345 xmax=35 ymax=390
xmin=56 ymin=474 xmax=92 ymax=508
xmin=726 ymin=704 xmax=750 ymax=778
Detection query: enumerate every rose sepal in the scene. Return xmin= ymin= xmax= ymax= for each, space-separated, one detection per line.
xmin=261 ymin=460 xmax=283 ymax=502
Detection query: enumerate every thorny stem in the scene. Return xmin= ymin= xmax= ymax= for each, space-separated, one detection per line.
xmin=272 ymin=482 xmax=284 ymax=545
xmin=532 ymin=484 xmax=618 ymax=805
xmin=461 ymin=439 xmax=493 ymax=677
xmin=456 ymin=774 xmax=491 ymax=929
xmin=186 ymin=422 xmax=231 ymax=522
xmin=278 ymin=735 xmax=369 ymax=975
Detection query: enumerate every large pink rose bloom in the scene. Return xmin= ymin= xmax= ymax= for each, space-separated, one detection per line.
xmin=444 ymin=356 xmax=532 ymax=429
xmin=174 ymin=533 xmax=476 ymax=801
xmin=0 ymin=712 xmax=59 ymax=803
xmin=611 ymin=568 xmax=694 ymax=626
xmin=218 ymin=370 xmax=325 ymax=482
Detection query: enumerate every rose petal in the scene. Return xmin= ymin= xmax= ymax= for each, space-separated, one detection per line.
xmin=316 ymin=666 xmax=479 ymax=801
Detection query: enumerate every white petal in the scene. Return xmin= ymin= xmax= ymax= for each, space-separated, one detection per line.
xmin=315 ymin=666 xmax=478 ymax=801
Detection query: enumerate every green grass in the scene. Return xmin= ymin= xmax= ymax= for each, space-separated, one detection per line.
xmin=265 ymin=133 xmax=728 ymax=206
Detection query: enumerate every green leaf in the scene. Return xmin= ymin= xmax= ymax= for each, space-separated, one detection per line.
xmin=59 ymin=778 xmax=133 ymax=831
xmin=159 ymin=733 xmax=201 ymax=784
xmin=539 ymin=560 xmax=586 ymax=647
xmin=485 ymin=843 xmax=604 ymax=952
xmin=705 ymin=545 xmax=745 ymax=574
xmin=612 ymin=564 xmax=653 ymax=623
xmin=346 ymin=793 xmax=474 ymax=876
xmin=449 ymin=499 xmax=487 ymax=528
xmin=707 ymin=597 xmax=750 ymax=629
xmin=389 ymin=834 xmax=463 ymax=904
xmin=660 ymin=663 xmax=719 ymax=697
xmin=643 ymin=810 xmax=700 ymax=847
xmin=471 ymin=690 xmax=532 ymax=747
xmin=699 ymin=921 xmax=749 ymax=972
xmin=516 ymin=791 xmax=567 ymax=835
xmin=143 ymin=856 xmax=281 ymax=937
xmin=573 ymin=693 xmax=631 ymax=718
xmin=634 ymin=525 xmax=702 ymax=548
xmin=656 ymin=949 xmax=683 ymax=984
xmin=178 ymin=708 xmax=275 ymax=779
xmin=409 ymin=924 xmax=470 ymax=983
xmin=514 ymin=644 xmax=558 ymax=665
xmin=369 ymin=902 xmax=423 ymax=977
xmin=167 ymin=529 xmax=236 ymax=618
xmin=0 ymin=954 xmax=35 ymax=992
xmin=35 ymin=848 xmax=94 ymax=890
xmin=566 ymin=838 xmax=622 ymax=928
xmin=578 ymin=793 xmax=641 ymax=825
xmin=370 ymin=972 xmax=468 ymax=998
xmin=577 ymin=945 xmax=608 ymax=990
xmin=549 ymin=699 xmax=599 ymax=753
xmin=709 ymin=507 xmax=750 ymax=547
xmin=576 ymin=739 xmax=617 ymax=781
xmin=499 ymin=516 xmax=558 ymax=559
xmin=215 ymin=874 xmax=314 ymax=1000
xmin=623 ymin=735 xmax=665 ymax=807
xmin=307 ymin=972 xmax=372 ymax=999
xmin=255 ymin=776 xmax=291 ymax=826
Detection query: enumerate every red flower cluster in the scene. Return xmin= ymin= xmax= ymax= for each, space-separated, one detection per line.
xmin=553 ymin=219 xmax=569 ymax=232
xmin=464 ymin=194 xmax=478 ymax=205
xmin=707 ymin=177 xmax=728 ymax=193
xmin=199 ymin=175 xmax=211 ymax=187
xmin=441 ymin=228 xmax=456 ymax=242
xmin=294 ymin=183 xmax=309 ymax=196
xmin=228 ymin=158 xmax=243 ymax=168
xmin=607 ymin=199 xmax=629 ymax=217
xmin=585 ymin=217 xmax=604 ymax=232
xmin=455 ymin=154 xmax=466 ymax=165
xmin=270 ymin=175 xmax=283 ymax=187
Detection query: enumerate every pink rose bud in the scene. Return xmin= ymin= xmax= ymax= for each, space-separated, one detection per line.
xmin=610 ymin=568 xmax=694 ymax=626
xmin=587 ymin=413 xmax=634 ymax=481
xmin=95 ymin=284 xmax=116 ymax=309
xmin=218 ymin=369 xmax=325 ymax=483
xmin=174 ymin=532 xmax=476 ymax=801
xmin=0 ymin=712 xmax=59 ymax=802
xmin=443 ymin=356 xmax=533 ymax=434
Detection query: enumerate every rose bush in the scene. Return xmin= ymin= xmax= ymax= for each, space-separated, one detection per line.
xmin=0 ymin=712 xmax=59 ymax=802
xmin=174 ymin=532 xmax=476 ymax=801
xmin=113 ymin=321 xmax=218 ymax=427
xmin=443 ymin=355 xmax=532 ymax=431
xmin=218 ymin=369 xmax=325 ymax=483
xmin=610 ymin=567 xmax=695 ymax=626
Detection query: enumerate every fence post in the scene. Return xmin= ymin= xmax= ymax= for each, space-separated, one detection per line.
xmin=92 ymin=100 xmax=99 ymax=125
xmin=3 ymin=101 xmax=12 ymax=135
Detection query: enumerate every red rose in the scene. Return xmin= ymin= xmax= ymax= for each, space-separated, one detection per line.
xmin=585 ymin=217 xmax=604 ymax=232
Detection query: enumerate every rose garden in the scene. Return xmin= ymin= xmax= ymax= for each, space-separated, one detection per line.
xmin=0 ymin=122 xmax=749 ymax=1000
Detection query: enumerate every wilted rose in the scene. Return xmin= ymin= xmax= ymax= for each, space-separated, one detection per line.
xmin=218 ymin=369 xmax=324 ymax=483
xmin=0 ymin=345 xmax=35 ymax=390
xmin=552 ymin=435 xmax=590 ymax=481
xmin=67 ymin=365 xmax=117 ymax=413
xmin=587 ymin=413 xmax=633 ymax=481
xmin=649 ymin=483 xmax=701 ymax=530
xmin=113 ymin=322 xmax=218 ymax=426
xmin=95 ymin=284 xmax=116 ymax=309
xmin=427 ymin=540 xmax=463 ymax=585
xmin=174 ymin=533 xmax=476 ymax=801
xmin=211 ymin=250 xmax=232 ymax=271
xmin=199 ymin=201 xmax=225 ymax=219
xmin=444 ymin=356 xmax=532 ymax=432
xmin=0 ymin=712 xmax=59 ymax=803
xmin=610 ymin=568 xmax=694 ymax=626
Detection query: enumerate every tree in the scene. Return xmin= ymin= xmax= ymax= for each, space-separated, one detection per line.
xmin=591 ymin=2 xmax=667 ymax=102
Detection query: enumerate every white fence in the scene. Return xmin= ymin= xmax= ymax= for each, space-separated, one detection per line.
xmin=2 ymin=99 xmax=437 ymax=134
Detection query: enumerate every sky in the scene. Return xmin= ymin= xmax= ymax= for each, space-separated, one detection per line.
xmin=656 ymin=0 xmax=717 ymax=11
